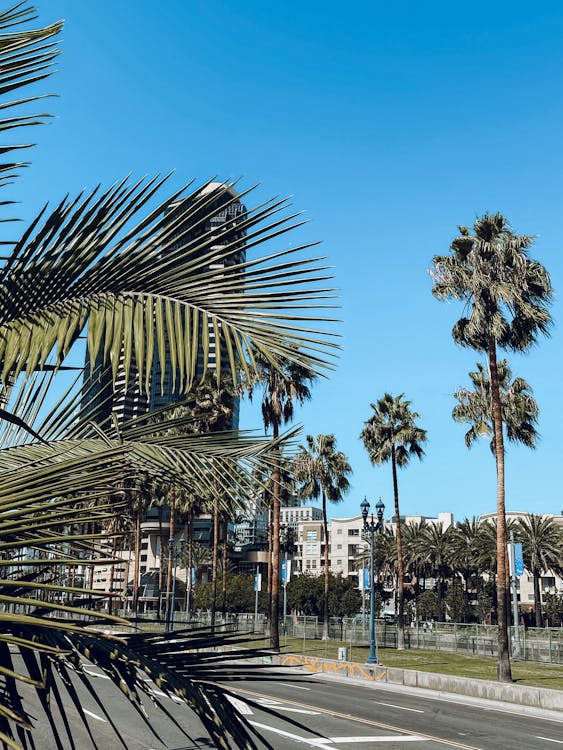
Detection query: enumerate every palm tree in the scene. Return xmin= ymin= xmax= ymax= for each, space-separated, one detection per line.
xmin=516 ymin=515 xmax=563 ymax=627
xmin=432 ymin=213 xmax=552 ymax=682
xmin=447 ymin=518 xmax=482 ymax=622
xmin=418 ymin=523 xmax=453 ymax=621
xmin=293 ymin=433 xmax=352 ymax=640
xmin=0 ymin=5 xmax=341 ymax=745
xmin=248 ymin=356 xmax=315 ymax=650
xmin=402 ymin=519 xmax=429 ymax=610
xmin=360 ymin=393 xmax=427 ymax=649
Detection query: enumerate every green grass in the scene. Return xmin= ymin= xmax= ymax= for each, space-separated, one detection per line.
xmin=266 ymin=637 xmax=563 ymax=691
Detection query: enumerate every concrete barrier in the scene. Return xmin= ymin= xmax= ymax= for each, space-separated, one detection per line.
xmin=280 ymin=654 xmax=563 ymax=712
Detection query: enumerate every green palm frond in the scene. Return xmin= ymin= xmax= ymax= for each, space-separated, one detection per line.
xmin=452 ymin=359 xmax=539 ymax=452
xmin=0 ymin=178 xmax=339 ymax=390
xmin=0 ymin=3 xmax=60 ymax=206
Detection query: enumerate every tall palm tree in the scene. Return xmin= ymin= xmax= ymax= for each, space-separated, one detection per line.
xmin=360 ymin=393 xmax=427 ymax=649
xmin=248 ymin=356 xmax=315 ymax=650
xmin=293 ymin=433 xmax=352 ymax=640
xmin=516 ymin=515 xmax=563 ymax=627
xmin=432 ymin=213 xmax=552 ymax=682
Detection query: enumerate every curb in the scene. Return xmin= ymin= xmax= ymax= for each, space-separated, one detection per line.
xmin=278 ymin=654 xmax=563 ymax=712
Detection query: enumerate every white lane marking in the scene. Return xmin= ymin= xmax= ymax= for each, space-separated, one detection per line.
xmin=330 ymin=734 xmax=429 ymax=744
xmin=83 ymin=669 xmax=110 ymax=680
xmin=374 ymin=701 xmax=424 ymax=714
xmin=249 ymin=721 xmax=429 ymax=746
xmin=83 ymin=709 xmax=107 ymax=723
xmin=248 ymin=721 xmax=335 ymax=747
xmin=536 ymin=738 xmax=563 ymax=745
xmin=280 ymin=682 xmax=311 ymax=690
xmin=227 ymin=695 xmax=253 ymax=715
xmin=255 ymin=697 xmax=318 ymax=714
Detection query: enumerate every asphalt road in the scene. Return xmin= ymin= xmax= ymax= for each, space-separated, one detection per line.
xmin=226 ymin=671 xmax=563 ymax=749
xmin=10 ymin=661 xmax=563 ymax=749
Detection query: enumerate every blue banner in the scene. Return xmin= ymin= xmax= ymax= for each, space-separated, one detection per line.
xmin=514 ymin=542 xmax=524 ymax=577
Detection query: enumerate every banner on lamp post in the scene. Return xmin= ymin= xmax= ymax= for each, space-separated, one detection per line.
xmin=281 ymin=559 xmax=291 ymax=586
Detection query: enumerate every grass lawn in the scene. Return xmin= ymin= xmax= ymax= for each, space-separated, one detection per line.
xmin=261 ymin=637 xmax=563 ymax=691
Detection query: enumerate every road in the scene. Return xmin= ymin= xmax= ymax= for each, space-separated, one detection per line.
xmin=226 ymin=671 xmax=563 ymax=749
xmin=11 ymin=662 xmax=563 ymax=748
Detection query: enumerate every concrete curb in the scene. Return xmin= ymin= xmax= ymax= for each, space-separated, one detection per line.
xmin=278 ymin=653 xmax=563 ymax=712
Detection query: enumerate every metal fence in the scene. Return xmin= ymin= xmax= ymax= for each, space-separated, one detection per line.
xmin=70 ymin=608 xmax=563 ymax=664
xmin=279 ymin=616 xmax=563 ymax=665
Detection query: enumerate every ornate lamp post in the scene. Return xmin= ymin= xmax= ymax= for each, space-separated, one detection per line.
xmin=360 ymin=497 xmax=385 ymax=664
xmin=168 ymin=536 xmax=185 ymax=632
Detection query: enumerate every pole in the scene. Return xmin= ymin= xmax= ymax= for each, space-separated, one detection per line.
xmin=169 ymin=544 xmax=177 ymax=633
xmin=283 ymin=550 xmax=288 ymax=621
xmin=510 ymin=530 xmax=520 ymax=657
xmin=254 ymin=565 xmax=259 ymax=633
xmin=367 ymin=525 xmax=377 ymax=664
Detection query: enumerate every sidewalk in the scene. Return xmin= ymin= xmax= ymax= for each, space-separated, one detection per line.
xmin=278 ymin=653 xmax=563 ymax=712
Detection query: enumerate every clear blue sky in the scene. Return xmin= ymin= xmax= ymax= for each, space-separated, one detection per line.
xmin=12 ymin=1 xmax=563 ymax=522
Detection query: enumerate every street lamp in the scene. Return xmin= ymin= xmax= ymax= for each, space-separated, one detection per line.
xmin=168 ymin=536 xmax=185 ymax=632
xmin=361 ymin=497 xmax=385 ymax=664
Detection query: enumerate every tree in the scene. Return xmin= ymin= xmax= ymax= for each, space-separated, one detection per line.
xmin=294 ymin=434 xmax=352 ymax=640
xmin=248 ymin=357 xmax=315 ymax=650
xmin=360 ymin=394 xmax=427 ymax=649
xmin=447 ymin=518 xmax=483 ymax=622
xmin=418 ymin=523 xmax=453 ymax=621
xmin=431 ymin=213 xmax=552 ymax=682
xmin=0 ymin=3 xmax=341 ymax=744
xmin=516 ymin=515 xmax=563 ymax=627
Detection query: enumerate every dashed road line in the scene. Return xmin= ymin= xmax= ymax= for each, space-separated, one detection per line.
xmin=374 ymin=701 xmax=424 ymax=713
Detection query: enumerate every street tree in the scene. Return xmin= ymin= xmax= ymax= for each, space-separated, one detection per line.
xmin=431 ymin=213 xmax=552 ymax=682
xmin=294 ymin=433 xmax=352 ymax=640
xmin=247 ymin=356 xmax=315 ymax=650
xmin=360 ymin=393 xmax=427 ymax=649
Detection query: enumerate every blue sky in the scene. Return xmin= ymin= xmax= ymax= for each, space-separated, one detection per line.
xmin=10 ymin=1 xmax=563 ymax=522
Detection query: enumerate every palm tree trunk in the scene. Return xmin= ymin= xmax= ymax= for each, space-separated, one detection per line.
xmin=211 ymin=495 xmax=219 ymax=633
xmin=267 ymin=504 xmax=273 ymax=618
xmin=489 ymin=338 xmax=513 ymax=682
xmin=270 ymin=431 xmax=281 ymax=651
xmin=391 ymin=447 xmax=405 ymax=650
xmin=322 ymin=491 xmax=330 ymax=641
xmin=157 ymin=504 xmax=164 ymax=618
xmin=132 ymin=507 xmax=141 ymax=616
xmin=222 ymin=515 xmax=228 ymax=615
xmin=165 ymin=491 xmax=176 ymax=628
xmin=187 ymin=506 xmax=194 ymax=619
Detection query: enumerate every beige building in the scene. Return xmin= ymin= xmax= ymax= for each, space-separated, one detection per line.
xmin=294 ymin=508 xmax=453 ymax=582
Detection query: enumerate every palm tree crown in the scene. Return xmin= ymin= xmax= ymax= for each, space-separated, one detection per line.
xmin=453 ymin=360 xmax=539 ymax=451
xmin=361 ymin=393 xmax=426 ymax=468
xmin=431 ymin=213 xmax=552 ymax=352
